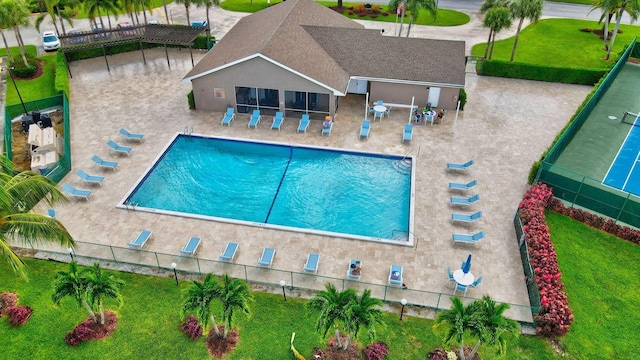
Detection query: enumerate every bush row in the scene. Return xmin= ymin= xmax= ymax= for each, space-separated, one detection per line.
xmin=479 ymin=60 xmax=606 ymax=85
xmin=55 ymin=52 xmax=70 ymax=97
xmin=547 ymin=197 xmax=640 ymax=245
xmin=518 ymin=183 xmax=573 ymax=337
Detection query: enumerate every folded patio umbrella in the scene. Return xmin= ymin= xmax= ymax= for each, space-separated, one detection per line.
xmin=462 ymin=254 xmax=472 ymax=274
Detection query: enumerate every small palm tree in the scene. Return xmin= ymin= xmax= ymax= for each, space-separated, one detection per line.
xmin=180 ymin=273 xmax=221 ymax=335
xmin=482 ymin=6 xmax=512 ymax=59
xmin=307 ymin=283 xmax=356 ymax=349
xmin=509 ymin=0 xmax=543 ymax=61
xmin=468 ymin=295 xmax=520 ymax=359
xmin=343 ymin=289 xmax=384 ymax=350
xmin=2 ymin=0 xmax=31 ymax=67
xmin=434 ymin=297 xmax=484 ymax=360
xmin=84 ymin=263 xmax=124 ymax=324
xmin=605 ymin=0 xmax=640 ymax=60
xmin=0 ymin=156 xmax=74 ymax=279
xmin=175 ymin=0 xmax=196 ymax=26
xmin=218 ymin=274 xmax=252 ymax=338
xmin=201 ymin=0 xmax=219 ymax=39
xmin=52 ymin=261 xmax=97 ymax=323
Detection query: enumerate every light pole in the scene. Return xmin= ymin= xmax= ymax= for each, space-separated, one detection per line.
xmin=171 ymin=263 xmax=178 ymax=286
xmin=3 ymin=67 xmax=28 ymax=115
xmin=67 ymin=247 xmax=74 ymax=261
xmin=279 ymin=280 xmax=287 ymax=301
xmin=400 ymin=298 xmax=407 ymax=321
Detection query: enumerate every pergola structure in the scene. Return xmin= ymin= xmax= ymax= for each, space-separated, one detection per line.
xmin=58 ymin=24 xmax=206 ymax=76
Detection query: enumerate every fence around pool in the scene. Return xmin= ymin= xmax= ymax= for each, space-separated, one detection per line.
xmin=18 ymin=240 xmax=535 ymax=324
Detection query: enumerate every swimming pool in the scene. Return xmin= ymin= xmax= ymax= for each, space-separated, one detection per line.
xmin=118 ymin=134 xmax=414 ymax=244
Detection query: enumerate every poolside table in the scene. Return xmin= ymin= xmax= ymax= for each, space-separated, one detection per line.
xmin=453 ymin=269 xmax=474 ymax=286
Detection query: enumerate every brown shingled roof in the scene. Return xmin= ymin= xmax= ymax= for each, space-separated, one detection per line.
xmin=183 ymin=0 xmax=465 ymax=89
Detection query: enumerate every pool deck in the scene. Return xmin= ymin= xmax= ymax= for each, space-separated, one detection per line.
xmin=23 ymin=47 xmax=592 ymax=323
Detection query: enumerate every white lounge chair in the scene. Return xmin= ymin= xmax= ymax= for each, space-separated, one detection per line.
xmin=219 ymin=242 xmax=238 ymax=262
xmin=128 ymin=230 xmax=152 ymax=249
xmin=258 ymin=247 xmax=275 ymax=267
xmin=303 ymin=253 xmax=320 ymax=273
xmin=61 ymin=183 xmax=92 ymax=200
xmin=180 ymin=237 xmax=201 ymax=256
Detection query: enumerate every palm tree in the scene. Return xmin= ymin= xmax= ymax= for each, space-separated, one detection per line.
xmin=482 ymin=6 xmax=512 ymax=59
xmin=509 ymin=0 xmax=543 ymax=61
xmin=467 ymin=295 xmax=520 ymax=359
xmin=590 ymin=0 xmax=618 ymax=51
xmin=307 ymin=283 xmax=356 ymax=349
xmin=0 ymin=156 xmax=75 ymax=279
xmin=180 ymin=273 xmax=222 ymax=335
xmin=218 ymin=274 xmax=252 ymax=338
xmin=35 ymin=0 xmax=75 ymax=36
xmin=84 ymin=263 xmax=124 ymax=325
xmin=605 ymin=0 xmax=640 ymax=60
xmin=201 ymin=0 xmax=219 ymax=40
xmin=175 ymin=0 xmax=196 ymax=26
xmin=0 ymin=0 xmax=15 ymax=63
xmin=52 ymin=261 xmax=97 ymax=323
xmin=433 ymin=297 xmax=484 ymax=360
xmin=389 ymin=0 xmax=437 ymax=37
xmin=3 ymin=0 xmax=31 ymax=67
xmin=343 ymin=289 xmax=384 ymax=350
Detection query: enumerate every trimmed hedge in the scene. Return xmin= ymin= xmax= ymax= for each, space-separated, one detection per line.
xmin=55 ymin=52 xmax=70 ymax=97
xmin=479 ymin=60 xmax=605 ymax=85
xmin=519 ymin=183 xmax=573 ymax=337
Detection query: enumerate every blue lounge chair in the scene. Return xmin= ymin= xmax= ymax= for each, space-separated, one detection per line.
xmin=403 ymin=124 xmax=413 ymax=142
xmin=91 ymin=155 xmax=118 ymax=171
xmin=180 ymin=237 xmax=201 ymax=256
xmin=447 ymin=160 xmax=474 ymax=170
xmin=119 ymin=128 xmax=144 ymax=142
xmin=128 ymin=230 xmax=152 ymax=249
xmin=248 ymin=109 xmax=261 ymax=128
xmin=76 ymin=169 xmax=105 ymax=186
xmin=449 ymin=180 xmax=478 ymax=191
xmin=452 ymin=231 xmax=485 ymax=245
xmin=221 ymin=107 xmax=235 ymax=126
xmin=48 ymin=208 xmax=56 ymax=219
xmin=107 ymin=140 xmax=132 ymax=156
xmin=388 ymin=264 xmax=403 ymax=286
xmin=347 ymin=259 xmax=362 ymax=279
xmin=271 ymin=112 xmax=284 ymax=130
xmin=219 ymin=242 xmax=238 ymax=262
xmin=359 ymin=119 xmax=370 ymax=138
xmin=450 ymin=194 xmax=480 ymax=206
xmin=470 ymin=276 xmax=483 ymax=289
xmin=61 ymin=183 xmax=92 ymax=200
xmin=321 ymin=120 xmax=333 ymax=136
xmin=258 ymin=247 xmax=275 ymax=267
xmin=303 ymin=253 xmax=320 ymax=273
xmin=297 ymin=114 xmax=310 ymax=133
xmin=451 ymin=211 xmax=483 ymax=223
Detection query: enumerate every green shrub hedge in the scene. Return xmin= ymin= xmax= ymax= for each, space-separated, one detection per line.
xmin=54 ymin=52 xmax=69 ymax=97
xmin=479 ymin=60 xmax=606 ymax=86
xmin=9 ymin=54 xmax=38 ymax=78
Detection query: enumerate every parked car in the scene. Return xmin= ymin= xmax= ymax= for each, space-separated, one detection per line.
xmin=68 ymin=29 xmax=86 ymax=45
xmin=147 ymin=19 xmax=159 ymax=25
xmin=191 ymin=20 xmax=208 ymax=28
xmin=92 ymin=24 xmax=110 ymax=40
xmin=117 ymin=22 xmax=136 ymax=36
xmin=42 ymin=31 xmax=60 ymax=51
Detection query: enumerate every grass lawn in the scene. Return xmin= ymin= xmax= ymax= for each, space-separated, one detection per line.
xmin=471 ymin=18 xmax=640 ymax=68
xmin=0 ymin=258 xmax=559 ymax=359
xmin=4 ymin=51 xmax=58 ymax=107
xmin=72 ymin=0 xmax=173 ymax=20
xmin=546 ymin=211 xmax=640 ymax=359
xmin=221 ymin=0 xmax=470 ymax=26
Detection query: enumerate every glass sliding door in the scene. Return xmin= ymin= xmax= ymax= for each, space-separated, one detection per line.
xmin=258 ymin=88 xmax=279 ymax=116
xmin=284 ymin=90 xmax=330 ymax=119
xmin=235 ymin=86 xmax=257 ymax=114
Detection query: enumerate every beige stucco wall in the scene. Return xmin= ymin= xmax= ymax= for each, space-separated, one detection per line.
xmin=369 ymin=82 xmax=461 ymax=110
xmin=190 ymin=57 xmax=337 ymax=115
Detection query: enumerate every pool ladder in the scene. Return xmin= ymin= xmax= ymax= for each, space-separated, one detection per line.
xmin=393 ymin=147 xmax=419 ymax=174
xmin=184 ymin=126 xmax=193 ymax=135
xmin=124 ymin=200 xmax=139 ymax=210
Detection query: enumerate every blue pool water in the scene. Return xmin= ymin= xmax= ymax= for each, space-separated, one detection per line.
xmin=604 ymin=117 xmax=640 ymax=196
xmin=121 ymin=135 xmax=413 ymax=241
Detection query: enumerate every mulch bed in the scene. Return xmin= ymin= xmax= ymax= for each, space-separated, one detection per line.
xmin=312 ymin=334 xmax=360 ymax=360
xmin=65 ymin=311 xmax=118 ymax=346
xmin=206 ymin=325 xmax=239 ymax=358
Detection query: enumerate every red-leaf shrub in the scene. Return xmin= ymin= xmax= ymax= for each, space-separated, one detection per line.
xmin=348 ymin=11 xmax=354 ymax=15
xmin=370 ymin=14 xmax=378 ymax=18
xmin=547 ymin=197 xmax=640 ymax=245
xmin=363 ymin=341 xmax=388 ymax=360
xmin=7 ymin=306 xmax=32 ymax=326
xmin=358 ymin=12 xmax=367 ymax=17
xmin=382 ymin=12 xmax=389 ymax=16
xmin=519 ymin=183 xmax=573 ymax=337
xmin=64 ymin=311 xmax=118 ymax=346
xmin=65 ymin=322 xmax=97 ymax=346
xmin=180 ymin=315 xmax=203 ymax=340
xmin=0 ymin=292 xmax=18 ymax=316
